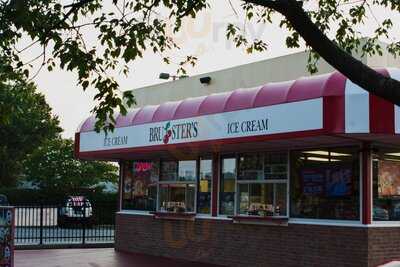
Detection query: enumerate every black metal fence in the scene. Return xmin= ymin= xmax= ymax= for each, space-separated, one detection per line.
xmin=14 ymin=201 xmax=116 ymax=247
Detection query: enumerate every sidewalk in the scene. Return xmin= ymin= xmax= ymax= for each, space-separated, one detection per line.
xmin=15 ymin=248 xmax=221 ymax=267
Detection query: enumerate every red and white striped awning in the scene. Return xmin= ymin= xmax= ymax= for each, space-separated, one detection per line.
xmin=75 ymin=68 xmax=400 ymax=160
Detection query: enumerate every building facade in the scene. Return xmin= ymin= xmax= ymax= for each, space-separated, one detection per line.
xmin=75 ymin=52 xmax=400 ymax=267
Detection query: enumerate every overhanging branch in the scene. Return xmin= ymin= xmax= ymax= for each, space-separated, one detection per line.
xmin=243 ymin=0 xmax=286 ymax=11
xmin=242 ymin=0 xmax=400 ymax=106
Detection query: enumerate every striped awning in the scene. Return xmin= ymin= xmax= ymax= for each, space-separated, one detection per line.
xmin=75 ymin=68 xmax=400 ymax=160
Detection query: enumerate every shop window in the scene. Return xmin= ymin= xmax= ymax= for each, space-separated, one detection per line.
xmin=238 ymin=153 xmax=263 ymax=180
xmin=159 ymin=160 xmax=196 ymax=213
xmin=290 ymin=147 xmax=360 ymax=220
xmin=237 ymin=152 xmax=288 ymax=217
xmin=122 ymin=161 xmax=159 ymax=211
xmin=264 ymin=153 xmax=288 ymax=180
xmin=160 ymin=160 xmax=196 ymax=182
xmin=159 ymin=184 xmax=196 ymax=212
xmin=220 ymin=157 xmax=236 ymax=216
xmin=373 ymin=149 xmax=400 ymax=221
xmin=197 ymin=159 xmax=212 ymax=214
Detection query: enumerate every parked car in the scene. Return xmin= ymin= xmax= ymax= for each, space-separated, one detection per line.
xmin=57 ymin=196 xmax=93 ymax=227
xmin=0 ymin=194 xmax=9 ymax=206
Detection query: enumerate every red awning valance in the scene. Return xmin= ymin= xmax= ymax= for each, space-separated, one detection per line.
xmin=75 ymin=68 xmax=400 ymax=160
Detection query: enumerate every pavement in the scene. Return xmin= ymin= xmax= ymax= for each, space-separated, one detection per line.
xmin=15 ymin=248 xmax=221 ymax=267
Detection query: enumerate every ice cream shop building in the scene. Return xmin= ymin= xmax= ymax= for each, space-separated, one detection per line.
xmin=75 ymin=52 xmax=400 ymax=267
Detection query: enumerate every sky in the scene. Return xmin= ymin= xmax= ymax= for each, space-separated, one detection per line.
xmin=27 ymin=1 xmax=400 ymax=139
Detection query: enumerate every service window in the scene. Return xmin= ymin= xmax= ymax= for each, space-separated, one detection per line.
xmin=158 ymin=160 xmax=196 ymax=213
xmin=372 ymin=148 xmax=400 ymax=221
xmin=122 ymin=161 xmax=159 ymax=211
xmin=237 ymin=152 xmax=288 ymax=217
xmin=238 ymin=153 xmax=263 ymax=181
xmin=290 ymin=147 xmax=360 ymax=220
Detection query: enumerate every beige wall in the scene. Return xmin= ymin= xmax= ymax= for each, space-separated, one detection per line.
xmin=130 ymin=48 xmax=400 ymax=108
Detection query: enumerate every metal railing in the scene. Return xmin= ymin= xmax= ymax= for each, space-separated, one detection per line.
xmin=14 ymin=201 xmax=116 ymax=247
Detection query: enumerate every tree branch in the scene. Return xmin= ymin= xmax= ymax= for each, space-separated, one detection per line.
xmin=244 ymin=0 xmax=400 ymax=105
xmin=243 ymin=0 xmax=287 ymax=12
xmin=63 ymin=0 xmax=95 ymax=10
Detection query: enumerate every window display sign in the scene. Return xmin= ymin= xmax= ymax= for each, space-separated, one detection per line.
xmin=301 ymin=167 xmax=353 ymax=197
xmin=326 ymin=167 xmax=352 ymax=197
xmin=301 ymin=169 xmax=325 ymax=196
xmin=134 ymin=162 xmax=153 ymax=172
xmin=122 ymin=161 xmax=158 ymax=211
xmin=132 ymin=161 xmax=156 ymax=197
xmin=378 ymin=160 xmax=400 ymax=197
xmin=0 ymin=207 xmax=14 ymax=267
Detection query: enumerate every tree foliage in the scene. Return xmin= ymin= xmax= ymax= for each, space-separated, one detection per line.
xmin=0 ymin=67 xmax=61 ymax=187
xmin=24 ymin=138 xmax=118 ymax=192
xmin=1 ymin=0 xmax=400 ymax=130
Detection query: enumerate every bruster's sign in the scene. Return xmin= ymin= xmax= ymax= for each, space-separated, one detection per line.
xmin=149 ymin=121 xmax=199 ymax=144
xmin=79 ymin=98 xmax=323 ymax=152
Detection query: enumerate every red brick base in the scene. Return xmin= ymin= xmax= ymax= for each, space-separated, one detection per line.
xmin=115 ymin=213 xmax=400 ymax=267
xmin=368 ymin=228 xmax=400 ymax=266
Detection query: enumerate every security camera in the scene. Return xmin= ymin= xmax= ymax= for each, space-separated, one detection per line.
xmin=159 ymin=73 xmax=170 ymax=80
xmin=200 ymin=76 xmax=211 ymax=85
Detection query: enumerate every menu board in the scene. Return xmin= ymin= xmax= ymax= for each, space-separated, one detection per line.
xmin=378 ymin=160 xmax=400 ymax=197
xmin=0 ymin=207 xmax=14 ymax=267
xmin=301 ymin=166 xmax=353 ymax=197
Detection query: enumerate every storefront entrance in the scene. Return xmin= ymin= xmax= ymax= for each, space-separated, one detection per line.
xmin=75 ymin=68 xmax=400 ymax=266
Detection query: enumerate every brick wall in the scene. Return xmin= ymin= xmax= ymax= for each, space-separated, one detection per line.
xmin=115 ymin=214 xmax=373 ymax=267
xmin=368 ymin=227 xmax=400 ymax=267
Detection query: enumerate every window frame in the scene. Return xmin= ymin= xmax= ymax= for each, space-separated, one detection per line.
xmin=122 ymin=157 xmax=214 ymax=215
xmin=218 ymin=154 xmax=238 ymax=217
xmin=197 ymin=157 xmax=213 ymax=215
xmin=371 ymin=145 xmax=400 ymax=224
xmin=120 ymin=145 xmax=363 ymax=224
xmin=236 ymin=180 xmax=288 ymax=217
xmin=158 ymin=159 xmax=198 ymax=213
xmin=121 ymin=160 xmax=160 ymax=212
xmin=289 ymin=146 xmax=362 ymax=222
xmin=218 ymin=151 xmax=290 ymax=218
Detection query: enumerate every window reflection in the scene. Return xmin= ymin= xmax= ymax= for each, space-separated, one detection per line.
xmin=238 ymin=153 xmax=263 ymax=180
xmin=178 ymin=161 xmax=196 ymax=181
xmin=159 ymin=184 xmax=195 ymax=212
xmin=198 ymin=159 xmax=212 ymax=214
xmin=159 ymin=160 xmax=196 ymax=213
xmin=237 ymin=152 xmax=288 ymax=217
xmin=238 ymin=183 xmax=275 ymax=216
xmin=290 ymin=147 xmax=359 ymax=220
xmin=122 ymin=161 xmax=158 ymax=211
xmin=373 ymin=149 xmax=400 ymax=221
xmin=220 ymin=157 xmax=236 ymax=216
